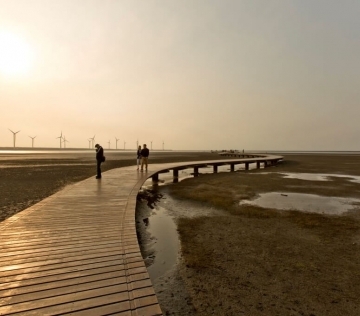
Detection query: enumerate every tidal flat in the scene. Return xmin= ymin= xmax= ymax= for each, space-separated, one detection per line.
xmin=1 ymin=152 xmax=360 ymax=315
xmin=153 ymin=154 xmax=360 ymax=315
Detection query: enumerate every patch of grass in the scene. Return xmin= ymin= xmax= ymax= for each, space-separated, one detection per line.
xmin=232 ymin=204 xmax=281 ymax=218
xmin=177 ymin=217 xmax=214 ymax=269
xmin=176 ymin=183 xmax=236 ymax=210
xmin=284 ymin=210 xmax=360 ymax=240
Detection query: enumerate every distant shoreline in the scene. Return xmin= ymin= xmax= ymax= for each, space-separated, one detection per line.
xmin=0 ymin=147 xmax=173 ymax=152
xmin=1 ymin=147 xmax=360 ymax=155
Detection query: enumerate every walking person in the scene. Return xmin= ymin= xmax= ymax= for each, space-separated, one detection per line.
xmin=140 ymin=144 xmax=149 ymax=171
xmin=136 ymin=145 xmax=142 ymax=170
xmin=95 ymin=143 xmax=104 ymax=179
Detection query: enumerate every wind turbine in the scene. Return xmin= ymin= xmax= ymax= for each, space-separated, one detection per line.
xmin=108 ymin=140 xmax=111 ymax=149
xmin=151 ymin=141 xmax=153 ymax=150
xmin=115 ymin=137 xmax=119 ymax=150
xmin=88 ymin=139 xmax=92 ymax=149
xmin=29 ymin=135 xmax=36 ymax=148
xmin=8 ymin=129 xmax=20 ymax=148
xmin=90 ymin=135 xmax=95 ymax=148
xmin=136 ymin=139 xmax=139 ymax=149
xmin=124 ymin=141 xmax=126 ymax=150
xmin=162 ymin=141 xmax=164 ymax=151
xmin=56 ymin=131 xmax=63 ymax=149
xmin=63 ymin=136 xmax=69 ymax=148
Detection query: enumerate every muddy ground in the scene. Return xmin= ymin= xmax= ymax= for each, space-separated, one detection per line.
xmin=0 ymin=150 xmax=221 ymax=222
xmin=1 ymin=152 xmax=360 ymax=315
xmin=157 ymin=154 xmax=360 ymax=316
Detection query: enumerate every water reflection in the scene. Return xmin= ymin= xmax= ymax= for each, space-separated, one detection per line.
xmin=0 ymin=163 xmax=93 ymax=168
xmin=143 ymin=205 xmax=179 ymax=281
xmin=256 ymin=172 xmax=360 ymax=184
xmin=138 ymin=187 xmax=228 ymax=282
xmin=240 ymin=192 xmax=360 ymax=215
xmin=281 ymin=172 xmax=360 ymax=183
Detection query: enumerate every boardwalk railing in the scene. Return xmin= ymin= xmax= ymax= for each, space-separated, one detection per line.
xmin=0 ymin=154 xmax=282 ymax=315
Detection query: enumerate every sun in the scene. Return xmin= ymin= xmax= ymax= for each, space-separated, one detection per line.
xmin=0 ymin=31 xmax=33 ymax=77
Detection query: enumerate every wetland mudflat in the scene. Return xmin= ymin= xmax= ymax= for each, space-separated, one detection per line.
xmin=140 ymin=154 xmax=360 ymax=315
xmin=3 ymin=152 xmax=360 ymax=315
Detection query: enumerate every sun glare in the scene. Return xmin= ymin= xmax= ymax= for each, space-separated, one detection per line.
xmin=0 ymin=31 xmax=33 ymax=77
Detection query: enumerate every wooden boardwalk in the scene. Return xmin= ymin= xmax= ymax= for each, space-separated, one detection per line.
xmin=0 ymin=156 xmax=282 ymax=315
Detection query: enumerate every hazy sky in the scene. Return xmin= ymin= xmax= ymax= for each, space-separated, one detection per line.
xmin=1 ymin=0 xmax=359 ymax=150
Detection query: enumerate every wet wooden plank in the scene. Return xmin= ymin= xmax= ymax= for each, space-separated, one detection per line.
xmin=0 ymin=156 xmax=282 ymax=315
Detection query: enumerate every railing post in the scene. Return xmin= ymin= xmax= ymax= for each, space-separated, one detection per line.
xmin=172 ymin=169 xmax=179 ymax=183
xmin=194 ymin=166 xmax=199 ymax=176
xmin=152 ymin=173 xmax=159 ymax=182
xmin=213 ymin=165 xmax=218 ymax=173
xmin=257 ymin=161 xmax=261 ymax=169
xmin=245 ymin=162 xmax=249 ymax=170
xmin=230 ymin=164 xmax=235 ymax=172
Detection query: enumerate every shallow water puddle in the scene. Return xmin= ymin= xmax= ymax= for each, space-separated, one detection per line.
xmin=281 ymin=172 xmax=360 ymax=183
xmin=145 ymin=205 xmax=179 ymax=281
xmin=281 ymin=173 xmax=330 ymax=181
xmin=0 ymin=163 xmax=93 ymax=168
xmin=256 ymin=172 xmax=360 ymax=183
xmin=239 ymin=192 xmax=360 ymax=215
xmin=140 ymin=188 xmax=227 ymax=281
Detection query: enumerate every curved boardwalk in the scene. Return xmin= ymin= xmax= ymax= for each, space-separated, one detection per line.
xmin=0 ymin=155 xmax=282 ymax=315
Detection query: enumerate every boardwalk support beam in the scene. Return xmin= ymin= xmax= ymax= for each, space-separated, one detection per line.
xmin=194 ymin=167 xmax=199 ymax=176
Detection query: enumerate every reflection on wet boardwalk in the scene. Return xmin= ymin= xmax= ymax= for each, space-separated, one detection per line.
xmin=0 ymin=156 xmax=281 ymax=315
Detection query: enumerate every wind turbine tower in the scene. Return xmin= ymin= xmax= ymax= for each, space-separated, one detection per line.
xmin=29 ymin=136 xmax=36 ymax=148
xmin=108 ymin=140 xmax=111 ymax=149
xmin=124 ymin=141 xmax=126 ymax=150
xmin=151 ymin=141 xmax=153 ymax=150
xmin=63 ymin=136 xmax=69 ymax=149
xmin=90 ymin=135 xmax=95 ymax=148
xmin=115 ymin=137 xmax=119 ymax=150
xmin=8 ymin=129 xmax=20 ymax=148
xmin=56 ymin=131 xmax=63 ymax=149
xmin=88 ymin=139 xmax=91 ymax=149
xmin=162 ymin=141 xmax=164 ymax=151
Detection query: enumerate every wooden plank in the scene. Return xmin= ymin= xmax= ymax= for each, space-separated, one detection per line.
xmin=0 ymin=156 xmax=282 ymax=315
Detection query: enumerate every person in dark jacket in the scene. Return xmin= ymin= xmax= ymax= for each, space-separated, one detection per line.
xmin=95 ymin=143 xmax=104 ymax=179
xmin=140 ymin=144 xmax=149 ymax=171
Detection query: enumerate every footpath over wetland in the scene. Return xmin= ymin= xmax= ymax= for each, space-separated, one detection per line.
xmin=1 ymin=151 xmax=360 ymax=315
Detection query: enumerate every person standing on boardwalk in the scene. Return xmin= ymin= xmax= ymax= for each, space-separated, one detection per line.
xmin=95 ymin=143 xmax=104 ymax=179
xmin=140 ymin=144 xmax=149 ymax=171
xmin=136 ymin=145 xmax=142 ymax=170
